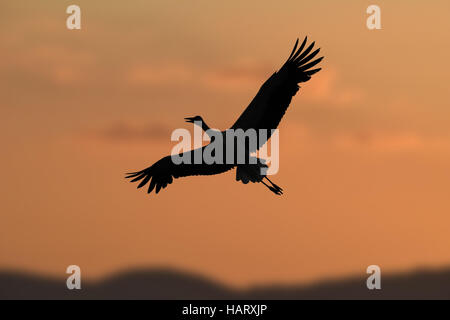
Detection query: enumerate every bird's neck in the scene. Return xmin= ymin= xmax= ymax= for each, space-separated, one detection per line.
xmin=200 ymin=120 xmax=211 ymax=132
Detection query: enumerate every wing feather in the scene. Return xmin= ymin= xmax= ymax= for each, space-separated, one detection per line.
xmin=126 ymin=146 xmax=234 ymax=195
xmin=231 ymin=38 xmax=324 ymax=151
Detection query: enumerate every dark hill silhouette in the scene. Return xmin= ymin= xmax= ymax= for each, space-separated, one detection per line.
xmin=1 ymin=267 xmax=450 ymax=299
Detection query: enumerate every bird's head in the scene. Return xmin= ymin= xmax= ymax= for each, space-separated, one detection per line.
xmin=184 ymin=115 xmax=203 ymax=124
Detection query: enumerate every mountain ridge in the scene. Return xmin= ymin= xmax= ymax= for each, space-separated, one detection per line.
xmin=1 ymin=266 xmax=450 ymax=299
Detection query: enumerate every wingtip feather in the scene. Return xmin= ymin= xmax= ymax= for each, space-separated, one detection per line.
xmin=291 ymin=36 xmax=308 ymax=61
xmin=287 ymin=38 xmax=299 ymax=60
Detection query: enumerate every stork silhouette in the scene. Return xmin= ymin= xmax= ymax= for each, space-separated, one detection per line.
xmin=126 ymin=37 xmax=323 ymax=195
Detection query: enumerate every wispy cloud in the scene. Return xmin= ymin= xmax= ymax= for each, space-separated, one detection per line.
xmin=93 ymin=121 xmax=172 ymax=142
xmin=332 ymin=131 xmax=450 ymax=152
xmin=124 ymin=60 xmax=272 ymax=92
xmin=301 ymin=68 xmax=365 ymax=107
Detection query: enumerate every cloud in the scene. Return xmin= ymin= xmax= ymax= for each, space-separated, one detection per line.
xmin=300 ymin=67 xmax=365 ymax=107
xmin=332 ymin=131 xmax=450 ymax=152
xmin=2 ymin=43 xmax=96 ymax=86
xmin=126 ymin=62 xmax=192 ymax=87
xmin=280 ymin=122 xmax=450 ymax=153
xmin=98 ymin=122 xmax=172 ymax=141
xmin=125 ymin=60 xmax=273 ymax=92
xmin=125 ymin=60 xmax=365 ymax=101
xmin=199 ymin=61 xmax=272 ymax=91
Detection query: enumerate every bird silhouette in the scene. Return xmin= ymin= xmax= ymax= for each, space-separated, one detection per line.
xmin=126 ymin=37 xmax=323 ymax=195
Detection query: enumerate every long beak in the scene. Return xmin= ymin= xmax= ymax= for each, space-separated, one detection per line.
xmin=184 ymin=117 xmax=195 ymax=123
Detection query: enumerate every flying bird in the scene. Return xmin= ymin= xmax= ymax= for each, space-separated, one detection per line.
xmin=126 ymin=37 xmax=323 ymax=195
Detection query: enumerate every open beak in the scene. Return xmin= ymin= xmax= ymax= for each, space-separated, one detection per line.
xmin=184 ymin=117 xmax=195 ymax=123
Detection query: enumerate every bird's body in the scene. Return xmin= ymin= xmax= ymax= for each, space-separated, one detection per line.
xmin=126 ymin=37 xmax=323 ymax=195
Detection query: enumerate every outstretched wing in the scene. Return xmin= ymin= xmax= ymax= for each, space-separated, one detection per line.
xmin=125 ymin=146 xmax=234 ymax=195
xmin=231 ymin=37 xmax=323 ymax=150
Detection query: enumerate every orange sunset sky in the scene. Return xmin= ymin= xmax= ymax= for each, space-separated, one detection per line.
xmin=1 ymin=0 xmax=450 ymax=287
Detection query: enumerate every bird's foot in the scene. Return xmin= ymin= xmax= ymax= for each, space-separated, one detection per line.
xmin=262 ymin=177 xmax=283 ymax=195
xmin=268 ymin=185 xmax=283 ymax=195
xmin=265 ymin=177 xmax=283 ymax=195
